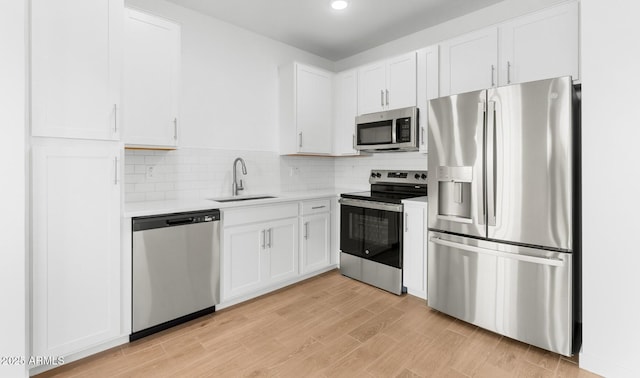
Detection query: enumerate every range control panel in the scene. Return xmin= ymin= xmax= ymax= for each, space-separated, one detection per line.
xmin=369 ymin=170 xmax=428 ymax=185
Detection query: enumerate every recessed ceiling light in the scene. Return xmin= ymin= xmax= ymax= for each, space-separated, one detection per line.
xmin=331 ymin=0 xmax=349 ymax=11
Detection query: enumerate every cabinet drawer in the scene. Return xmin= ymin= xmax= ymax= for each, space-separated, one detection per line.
xmin=223 ymin=202 xmax=298 ymax=227
xmin=300 ymin=199 xmax=331 ymax=215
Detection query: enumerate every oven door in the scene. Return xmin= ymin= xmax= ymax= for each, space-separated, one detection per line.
xmin=339 ymin=198 xmax=403 ymax=268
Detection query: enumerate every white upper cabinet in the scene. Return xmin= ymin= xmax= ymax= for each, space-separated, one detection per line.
xmin=358 ymin=52 xmax=417 ymax=114
xmin=358 ymin=62 xmax=387 ymax=114
xmin=387 ymin=53 xmax=418 ymax=110
xmin=417 ymin=46 xmax=439 ymax=153
xmin=332 ymin=70 xmax=359 ymax=155
xmin=32 ymin=141 xmax=121 ymax=358
xmin=440 ymin=27 xmax=499 ymax=96
xmin=279 ymin=62 xmax=333 ymax=155
xmin=499 ymin=2 xmax=579 ymax=86
xmin=440 ymin=1 xmax=580 ymax=96
xmin=123 ymin=8 xmax=181 ymax=147
xmin=31 ymin=0 xmax=123 ymax=140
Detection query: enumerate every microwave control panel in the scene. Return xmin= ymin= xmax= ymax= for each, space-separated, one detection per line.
xmin=396 ymin=117 xmax=412 ymax=142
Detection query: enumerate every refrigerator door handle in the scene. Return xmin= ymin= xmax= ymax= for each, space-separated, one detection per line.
xmin=486 ymin=101 xmax=497 ymax=226
xmin=429 ymin=236 xmax=565 ymax=267
xmin=478 ymin=101 xmax=487 ymax=226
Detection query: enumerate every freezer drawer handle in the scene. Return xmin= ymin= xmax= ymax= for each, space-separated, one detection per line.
xmin=429 ymin=236 xmax=565 ymax=267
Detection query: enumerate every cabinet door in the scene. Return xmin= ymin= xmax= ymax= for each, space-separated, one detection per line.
xmin=417 ymin=46 xmax=439 ymax=153
xmin=301 ymin=213 xmax=331 ymax=274
xmin=31 ymin=0 xmax=122 ymax=140
xmin=358 ymin=62 xmax=386 ymax=114
xmin=222 ymin=224 xmax=265 ymax=300
xmin=387 ymin=52 xmax=417 ymax=110
xmin=123 ymin=8 xmax=180 ymax=147
xmin=32 ymin=142 xmax=121 ymax=357
xmin=403 ymin=204 xmax=427 ymax=299
xmin=333 ymin=70 xmax=359 ymax=155
xmin=499 ymin=2 xmax=579 ymax=86
xmin=296 ymin=64 xmax=333 ymax=154
xmin=440 ymin=28 xmax=498 ymax=96
xmin=266 ymin=218 xmax=299 ymax=284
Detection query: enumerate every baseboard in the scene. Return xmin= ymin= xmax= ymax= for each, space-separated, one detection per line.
xmin=218 ymin=265 xmax=337 ymax=310
xmin=579 ymin=351 xmax=638 ymax=378
xmin=29 ymin=336 xmax=128 ymax=376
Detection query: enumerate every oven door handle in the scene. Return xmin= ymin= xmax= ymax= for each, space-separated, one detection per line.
xmin=339 ymin=198 xmax=403 ymax=213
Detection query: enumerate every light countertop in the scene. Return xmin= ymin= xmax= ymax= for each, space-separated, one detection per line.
xmin=124 ymin=188 xmax=358 ymax=218
xmin=402 ymin=196 xmax=428 ymax=204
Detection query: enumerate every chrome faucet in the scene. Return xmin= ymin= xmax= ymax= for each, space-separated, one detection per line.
xmin=232 ymin=157 xmax=247 ymax=196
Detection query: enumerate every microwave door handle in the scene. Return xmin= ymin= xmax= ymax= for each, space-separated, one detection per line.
xmin=391 ymin=119 xmax=397 ymax=143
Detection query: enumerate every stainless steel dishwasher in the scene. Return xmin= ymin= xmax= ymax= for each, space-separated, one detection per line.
xmin=131 ymin=209 xmax=220 ymax=341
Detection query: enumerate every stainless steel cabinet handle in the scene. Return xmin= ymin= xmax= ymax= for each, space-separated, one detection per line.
xmin=173 ymin=118 xmax=178 ymax=140
xmin=491 ymin=65 xmax=496 ymax=86
xmin=352 ymin=134 xmax=356 ymax=149
xmin=430 ymin=236 xmax=565 ymax=267
xmin=266 ymin=228 xmax=271 ymax=248
xmin=298 ymin=132 xmax=303 ymax=148
xmin=113 ymin=104 xmax=118 ymax=133
xmin=404 ymin=213 xmax=408 ymax=232
xmin=311 ymin=205 xmax=326 ymax=210
xmin=421 ymin=127 xmax=425 ymax=146
xmin=304 ymin=222 xmax=308 ymax=239
xmin=261 ymin=230 xmax=266 ymax=249
xmin=507 ymin=61 xmax=511 ymax=84
xmin=114 ymin=157 xmax=118 ymax=185
xmin=385 ymin=89 xmax=389 ymax=106
xmin=380 ymin=90 xmax=384 ymax=107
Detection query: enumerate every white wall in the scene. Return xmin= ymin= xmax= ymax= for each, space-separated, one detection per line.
xmin=335 ymin=0 xmax=568 ymax=71
xmin=125 ymin=0 xmax=334 ymax=153
xmin=0 ymin=1 xmax=27 ymax=377
xmin=580 ymin=1 xmax=640 ymax=377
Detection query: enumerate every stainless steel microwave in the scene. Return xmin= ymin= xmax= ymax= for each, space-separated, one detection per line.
xmin=354 ymin=106 xmax=419 ymax=152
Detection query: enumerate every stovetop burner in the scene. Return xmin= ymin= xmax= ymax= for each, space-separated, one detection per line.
xmin=341 ymin=170 xmax=428 ymax=204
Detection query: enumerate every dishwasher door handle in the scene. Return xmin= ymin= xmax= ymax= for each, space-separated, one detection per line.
xmin=166 ymin=218 xmax=195 ymax=226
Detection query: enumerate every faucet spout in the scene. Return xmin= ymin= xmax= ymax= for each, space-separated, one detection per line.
xmin=232 ymin=157 xmax=248 ymax=196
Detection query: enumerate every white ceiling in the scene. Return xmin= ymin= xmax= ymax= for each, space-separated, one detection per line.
xmin=165 ymin=0 xmax=503 ymax=61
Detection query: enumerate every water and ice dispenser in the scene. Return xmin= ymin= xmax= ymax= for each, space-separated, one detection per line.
xmin=437 ymin=166 xmax=474 ymax=223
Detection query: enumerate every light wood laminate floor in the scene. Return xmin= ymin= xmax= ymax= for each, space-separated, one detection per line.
xmin=37 ymin=270 xmax=599 ymax=378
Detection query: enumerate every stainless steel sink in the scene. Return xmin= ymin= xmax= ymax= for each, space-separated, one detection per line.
xmin=209 ymin=195 xmax=276 ymax=203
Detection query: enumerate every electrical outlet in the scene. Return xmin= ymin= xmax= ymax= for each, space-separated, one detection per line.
xmin=146 ymin=166 xmax=154 ymax=179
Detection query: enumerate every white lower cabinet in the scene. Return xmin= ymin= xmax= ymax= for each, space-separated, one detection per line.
xmin=32 ymin=141 xmax=121 ymax=358
xmin=221 ymin=198 xmax=336 ymax=304
xmin=300 ymin=212 xmax=331 ymax=275
xmin=402 ymin=200 xmax=428 ymax=300
xmin=222 ymin=204 xmax=299 ymax=302
xmin=265 ymin=218 xmax=299 ymax=283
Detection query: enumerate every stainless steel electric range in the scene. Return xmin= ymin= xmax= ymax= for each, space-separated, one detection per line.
xmin=339 ymin=170 xmax=427 ymax=294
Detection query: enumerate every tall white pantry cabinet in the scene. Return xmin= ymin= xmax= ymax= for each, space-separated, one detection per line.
xmin=30 ymin=0 xmax=125 ymax=363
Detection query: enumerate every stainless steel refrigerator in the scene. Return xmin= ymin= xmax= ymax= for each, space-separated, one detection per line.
xmin=427 ymin=76 xmax=580 ymax=356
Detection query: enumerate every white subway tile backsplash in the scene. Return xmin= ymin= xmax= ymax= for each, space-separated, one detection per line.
xmin=145 ymin=192 xmax=165 ymax=201
xmin=124 ymin=147 xmax=426 ymax=202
